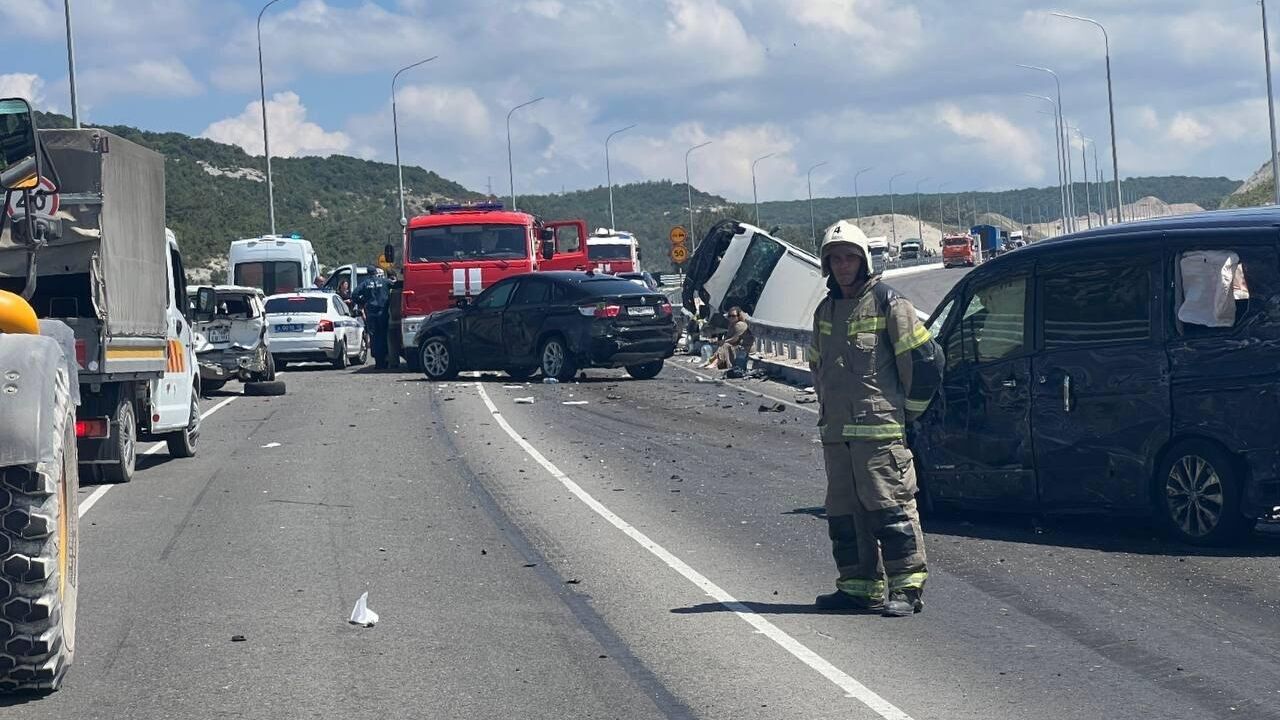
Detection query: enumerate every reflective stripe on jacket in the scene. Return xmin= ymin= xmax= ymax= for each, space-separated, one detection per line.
xmin=807 ymin=276 xmax=943 ymax=444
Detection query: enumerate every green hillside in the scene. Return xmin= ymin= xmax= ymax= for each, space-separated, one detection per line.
xmin=27 ymin=112 xmax=1245 ymax=273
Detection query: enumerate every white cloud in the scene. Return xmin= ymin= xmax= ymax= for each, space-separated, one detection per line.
xmin=1167 ymin=113 xmax=1212 ymax=146
xmin=524 ymin=0 xmax=564 ymax=19
xmin=202 ymin=92 xmax=351 ymax=158
xmin=792 ymin=0 xmax=924 ymax=71
xmin=938 ymin=104 xmax=1043 ymax=183
xmin=0 ymin=0 xmax=63 ymax=38
xmin=0 ymin=74 xmax=46 ymax=106
xmin=612 ymin=122 xmax=798 ymax=201
xmin=81 ymin=59 xmax=202 ymax=101
xmin=665 ymin=0 xmax=765 ymax=80
xmin=394 ymin=85 xmax=491 ymax=140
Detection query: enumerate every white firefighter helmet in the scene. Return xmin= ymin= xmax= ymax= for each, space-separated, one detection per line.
xmin=820 ymin=220 xmax=875 ymax=276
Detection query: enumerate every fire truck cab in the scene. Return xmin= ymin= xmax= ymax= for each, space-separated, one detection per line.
xmin=397 ymin=202 xmax=589 ymax=367
xmin=587 ymin=228 xmax=641 ymax=274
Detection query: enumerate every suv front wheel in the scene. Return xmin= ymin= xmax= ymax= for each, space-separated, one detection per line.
xmin=420 ymin=337 xmax=458 ymax=380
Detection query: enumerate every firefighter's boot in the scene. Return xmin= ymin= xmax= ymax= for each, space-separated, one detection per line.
xmin=882 ymin=588 xmax=924 ymax=617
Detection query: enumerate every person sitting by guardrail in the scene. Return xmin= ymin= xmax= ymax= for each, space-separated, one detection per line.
xmin=703 ymin=306 xmax=753 ymax=373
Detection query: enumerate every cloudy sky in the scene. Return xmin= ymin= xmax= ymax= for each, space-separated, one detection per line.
xmin=0 ymin=0 xmax=1273 ymax=202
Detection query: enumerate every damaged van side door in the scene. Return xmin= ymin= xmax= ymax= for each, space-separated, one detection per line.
xmin=1030 ymin=244 xmax=1169 ymax=511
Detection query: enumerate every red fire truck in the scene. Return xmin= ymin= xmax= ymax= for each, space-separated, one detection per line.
xmin=396 ymin=201 xmax=589 ymax=367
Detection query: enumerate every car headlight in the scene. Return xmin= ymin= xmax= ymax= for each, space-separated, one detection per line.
xmin=193 ymin=332 xmax=211 ymax=353
xmin=403 ymin=319 xmax=423 ymax=336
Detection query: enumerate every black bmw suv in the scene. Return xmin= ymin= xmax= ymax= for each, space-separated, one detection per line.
xmin=413 ymin=271 xmax=679 ymax=382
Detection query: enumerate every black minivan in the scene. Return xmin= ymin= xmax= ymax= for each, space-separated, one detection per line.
xmin=914 ymin=208 xmax=1280 ymax=545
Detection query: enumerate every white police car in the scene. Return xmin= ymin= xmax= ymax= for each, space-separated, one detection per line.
xmin=264 ymin=290 xmax=367 ymax=369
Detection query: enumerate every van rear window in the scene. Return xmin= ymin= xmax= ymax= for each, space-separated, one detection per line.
xmin=265 ymin=297 xmax=327 ymax=314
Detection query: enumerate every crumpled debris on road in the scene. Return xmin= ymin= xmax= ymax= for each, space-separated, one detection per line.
xmin=562 ymin=401 xmax=589 ymax=406
xmin=349 ymin=591 xmax=379 ymax=627
xmin=514 ymin=397 xmax=535 ymax=404
xmin=795 ymin=395 xmax=817 ymax=404
xmin=503 ymin=384 xmax=525 ymax=389
xmin=261 ymin=442 xmax=282 ymax=448
xmin=758 ymin=402 xmax=786 ymax=413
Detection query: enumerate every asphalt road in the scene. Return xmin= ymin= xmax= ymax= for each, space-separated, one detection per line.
xmin=8 ymin=269 xmax=1279 ymax=720
xmin=881 ymin=264 xmax=970 ymax=314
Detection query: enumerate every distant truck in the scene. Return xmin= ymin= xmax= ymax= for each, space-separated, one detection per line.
xmin=969 ymin=224 xmax=1003 ymax=258
xmin=942 ymin=233 xmax=976 ymax=268
xmin=867 ymin=235 xmax=894 ymax=266
xmin=229 ymin=234 xmax=320 ymax=294
xmin=586 ymin=228 xmax=641 ymax=274
xmin=899 ymin=238 xmax=923 ymax=260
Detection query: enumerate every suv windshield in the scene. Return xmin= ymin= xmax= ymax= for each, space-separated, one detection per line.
xmin=409 ymin=224 xmax=528 ymax=262
xmin=234 ymin=261 xmax=303 ymax=294
xmin=589 ymin=244 xmax=633 ymax=260
xmin=265 ymin=296 xmax=327 ymax=314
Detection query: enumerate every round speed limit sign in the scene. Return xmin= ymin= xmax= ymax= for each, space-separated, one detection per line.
xmin=5 ymin=177 xmax=59 ymax=222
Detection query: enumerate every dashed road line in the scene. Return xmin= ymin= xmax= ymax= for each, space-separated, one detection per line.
xmin=78 ymin=393 xmax=242 ymax=519
xmin=474 ymin=381 xmax=916 ymax=720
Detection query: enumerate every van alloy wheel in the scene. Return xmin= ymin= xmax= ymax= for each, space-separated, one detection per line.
xmin=420 ymin=338 xmax=456 ymax=380
xmin=542 ymin=341 xmax=564 ymax=378
xmin=1165 ymin=454 xmax=1225 ymax=539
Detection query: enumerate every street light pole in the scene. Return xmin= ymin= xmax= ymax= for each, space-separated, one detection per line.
xmin=506 ymin=96 xmax=544 ymax=211
xmin=392 ymin=56 xmax=438 ymax=229
xmin=751 ymin=153 xmax=775 ymax=227
xmin=62 ymin=0 xmax=80 ymax=128
xmin=1264 ymin=0 xmax=1280 ymax=206
xmin=1018 ymin=64 xmax=1074 ymax=231
xmin=806 ymin=161 xmax=828 ymax=248
xmin=685 ymin=141 xmax=712 ymax=249
xmin=1070 ymin=126 xmax=1092 ymax=228
xmin=1025 ymin=95 xmax=1069 ymax=234
xmin=854 ymin=166 xmax=874 ymax=223
xmin=257 ymin=0 xmax=284 ymax=235
xmin=936 ymin=182 xmax=949 ymax=235
xmin=1053 ymin=12 xmax=1123 ymax=222
xmin=914 ymin=176 xmax=930 ymax=245
xmin=605 ymin=123 xmax=636 ymax=230
xmin=888 ymin=172 xmax=907 ymax=249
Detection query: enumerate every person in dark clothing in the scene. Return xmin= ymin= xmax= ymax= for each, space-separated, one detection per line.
xmin=353 ymin=272 xmax=393 ymax=368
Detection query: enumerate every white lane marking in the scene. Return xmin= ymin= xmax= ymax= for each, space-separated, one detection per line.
xmin=78 ymin=394 xmax=241 ymax=519
xmin=473 ymin=382 xmax=915 ymax=720
xmin=667 ymin=362 xmax=818 ymax=415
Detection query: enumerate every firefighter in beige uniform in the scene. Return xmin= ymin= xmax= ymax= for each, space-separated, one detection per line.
xmin=809 ymin=221 xmax=943 ymax=617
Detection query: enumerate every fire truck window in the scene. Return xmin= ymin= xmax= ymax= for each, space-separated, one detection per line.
xmin=409 ymin=225 xmax=528 ymax=261
xmin=556 ymin=225 xmax=583 ymax=253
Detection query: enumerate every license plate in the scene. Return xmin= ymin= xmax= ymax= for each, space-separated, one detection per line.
xmin=207 ymin=328 xmax=230 ymax=343
xmin=627 ymin=306 xmax=656 ymax=317
xmin=274 ymin=324 xmax=304 ymax=333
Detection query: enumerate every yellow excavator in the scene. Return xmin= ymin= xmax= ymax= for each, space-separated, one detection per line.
xmin=0 ymin=98 xmax=79 ymax=692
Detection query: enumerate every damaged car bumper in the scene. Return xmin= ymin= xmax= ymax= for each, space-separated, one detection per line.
xmin=196 ymin=346 xmax=268 ymax=383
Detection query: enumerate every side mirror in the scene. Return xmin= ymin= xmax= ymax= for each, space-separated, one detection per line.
xmin=195 ymin=287 xmax=217 ymax=319
xmin=382 ymin=243 xmax=396 ymax=265
xmin=538 ymin=228 xmax=555 ymax=242
xmin=454 ymin=296 xmax=471 ymax=309
xmin=0 ymin=98 xmax=43 ymax=193
xmin=541 ymin=240 xmax=555 ymax=261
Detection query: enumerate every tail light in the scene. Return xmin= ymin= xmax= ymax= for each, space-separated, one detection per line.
xmin=317 ymin=319 xmax=335 ymax=332
xmin=76 ymin=418 xmax=109 ymax=439
xmin=579 ymin=303 xmax=622 ymax=318
xmin=659 ymin=302 xmax=673 ymax=317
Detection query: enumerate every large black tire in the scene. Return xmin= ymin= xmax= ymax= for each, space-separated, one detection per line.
xmin=244 ymin=380 xmax=287 ymax=397
xmin=354 ymin=336 xmax=368 ymax=366
xmin=505 ymin=366 xmax=537 ymax=381
xmin=331 ymin=341 xmax=349 ymax=370
xmin=99 ymin=395 xmax=136 ymax=484
xmin=625 ymin=360 xmax=664 ymax=380
xmin=0 ymin=403 xmax=80 ymax=692
xmin=165 ymin=387 xmax=200 ymax=459
xmin=539 ymin=336 xmax=577 ymax=382
xmin=1155 ymin=440 xmax=1254 ymax=546
xmin=419 ymin=337 xmax=458 ymax=381
xmin=200 ymin=379 xmax=226 ymax=397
